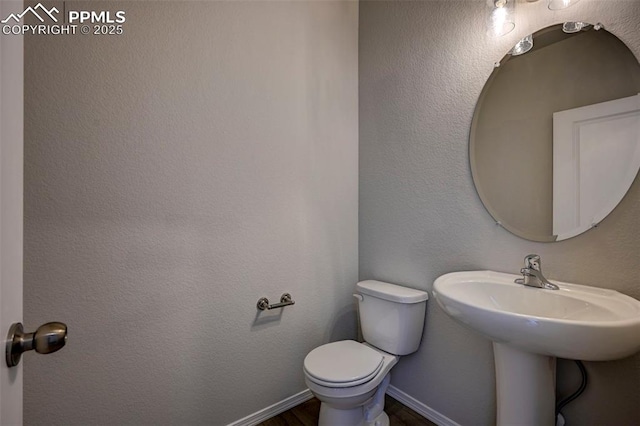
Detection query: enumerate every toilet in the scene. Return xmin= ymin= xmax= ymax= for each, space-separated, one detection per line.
xmin=303 ymin=280 xmax=429 ymax=426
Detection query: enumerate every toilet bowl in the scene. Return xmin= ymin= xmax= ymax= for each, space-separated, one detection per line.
xmin=304 ymin=340 xmax=398 ymax=425
xmin=303 ymin=280 xmax=429 ymax=426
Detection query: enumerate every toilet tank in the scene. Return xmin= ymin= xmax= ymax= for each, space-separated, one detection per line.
xmin=356 ymin=280 xmax=429 ymax=355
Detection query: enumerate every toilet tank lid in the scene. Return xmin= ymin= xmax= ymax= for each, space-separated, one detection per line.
xmin=356 ymin=280 xmax=429 ymax=303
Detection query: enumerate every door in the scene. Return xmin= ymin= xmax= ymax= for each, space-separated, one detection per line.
xmin=0 ymin=0 xmax=24 ymax=423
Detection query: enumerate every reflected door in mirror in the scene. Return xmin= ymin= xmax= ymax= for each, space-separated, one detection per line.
xmin=553 ymin=93 xmax=640 ymax=239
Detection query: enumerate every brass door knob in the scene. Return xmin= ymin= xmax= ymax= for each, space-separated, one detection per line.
xmin=6 ymin=322 xmax=67 ymax=367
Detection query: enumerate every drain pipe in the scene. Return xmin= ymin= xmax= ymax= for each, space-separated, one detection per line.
xmin=556 ymin=360 xmax=588 ymax=426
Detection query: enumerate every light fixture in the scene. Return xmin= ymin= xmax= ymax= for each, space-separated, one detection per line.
xmin=487 ymin=0 xmax=515 ymax=37
xmin=487 ymin=0 xmax=584 ymax=39
xmin=548 ymin=0 xmax=582 ymax=10
xmin=510 ymin=34 xmax=534 ymax=56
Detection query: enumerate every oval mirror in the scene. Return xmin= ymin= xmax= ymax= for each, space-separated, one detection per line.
xmin=470 ymin=23 xmax=640 ymax=242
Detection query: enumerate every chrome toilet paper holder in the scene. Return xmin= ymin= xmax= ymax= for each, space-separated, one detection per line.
xmin=257 ymin=293 xmax=295 ymax=310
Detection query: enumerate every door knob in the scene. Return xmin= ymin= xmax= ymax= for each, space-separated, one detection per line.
xmin=6 ymin=322 xmax=67 ymax=367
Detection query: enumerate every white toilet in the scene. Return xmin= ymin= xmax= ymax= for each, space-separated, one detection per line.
xmin=303 ymin=280 xmax=429 ymax=426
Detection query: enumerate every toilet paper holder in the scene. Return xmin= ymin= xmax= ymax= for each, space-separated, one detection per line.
xmin=257 ymin=293 xmax=295 ymax=310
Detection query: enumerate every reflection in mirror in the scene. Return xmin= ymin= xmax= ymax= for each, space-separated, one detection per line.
xmin=470 ymin=23 xmax=640 ymax=242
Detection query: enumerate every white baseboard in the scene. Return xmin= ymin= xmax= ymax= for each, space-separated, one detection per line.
xmin=227 ymin=389 xmax=314 ymax=426
xmin=386 ymin=385 xmax=461 ymax=426
xmin=228 ymin=385 xmax=459 ymax=426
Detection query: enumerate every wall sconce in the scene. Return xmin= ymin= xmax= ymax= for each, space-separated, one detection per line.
xmin=548 ymin=0 xmax=582 ymax=10
xmin=488 ymin=0 xmax=583 ymax=38
xmin=487 ymin=0 xmax=516 ymax=37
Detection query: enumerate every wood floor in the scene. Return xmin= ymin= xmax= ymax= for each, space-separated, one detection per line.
xmin=258 ymin=395 xmax=437 ymax=426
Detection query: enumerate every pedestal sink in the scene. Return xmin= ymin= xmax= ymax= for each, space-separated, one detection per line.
xmin=433 ymin=270 xmax=640 ymax=426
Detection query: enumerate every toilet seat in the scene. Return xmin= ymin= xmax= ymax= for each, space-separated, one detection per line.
xmin=304 ymin=340 xmax=384 ymax=388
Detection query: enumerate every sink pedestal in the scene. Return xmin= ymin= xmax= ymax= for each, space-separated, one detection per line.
xmin=493 ymin=343 xmax=556 ymax=426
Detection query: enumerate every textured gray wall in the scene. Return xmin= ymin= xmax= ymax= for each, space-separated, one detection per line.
xmin=359 ymin=0 xmax=640 ymax=425
xmin=24 ymin=2 xmax=358 ymax=425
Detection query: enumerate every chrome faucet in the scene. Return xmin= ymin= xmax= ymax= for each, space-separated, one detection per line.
xmin=514 ymin=254 xmax=559 ymax=290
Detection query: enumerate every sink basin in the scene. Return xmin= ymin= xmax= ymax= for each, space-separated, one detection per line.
xmin=433 ymin=270 xmax=640 ymax=360
xmin=433 ymin=270 xmax=640 ymax=425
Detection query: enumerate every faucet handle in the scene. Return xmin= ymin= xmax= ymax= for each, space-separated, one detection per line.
xmin=524 ymin=254 xmax=541 ymax=270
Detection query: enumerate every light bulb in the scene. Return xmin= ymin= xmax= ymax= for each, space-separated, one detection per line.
xmin=487 ymin=0 xmax=515 ymax=37
xmin=510 ymin=34 xmax=534 ymax=56
xmin=562 ymin=22 xmax=588 ymax=33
